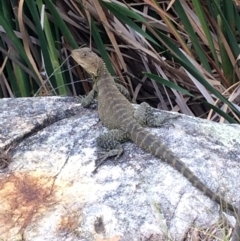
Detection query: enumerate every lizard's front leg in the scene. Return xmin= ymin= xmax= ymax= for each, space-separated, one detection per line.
xmin=134 ymin=102 xmax=179 ymax=127
xmin=93 ymin=129 xmax=130 ymax=173
xmin=115 ymin=83 xmax=130 ymax=100
xmin=80 ymin=86 xmax=98 ymax=108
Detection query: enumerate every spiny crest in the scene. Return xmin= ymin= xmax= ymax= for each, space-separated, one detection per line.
xmin=71 ymin=47 xmax=104 ymax=78
xmin=98 ymin=63 xmax=108 ymax=76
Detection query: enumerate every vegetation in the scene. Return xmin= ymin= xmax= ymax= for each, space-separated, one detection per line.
xmin=0 ymin=0 xmax=240 ymax=123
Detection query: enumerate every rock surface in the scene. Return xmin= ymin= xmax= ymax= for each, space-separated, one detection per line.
xmin=0 ymin=97 xmax=239 ymax=241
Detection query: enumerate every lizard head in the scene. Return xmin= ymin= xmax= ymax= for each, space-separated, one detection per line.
xmin=71 ymin=47 xmax=104 ymax=78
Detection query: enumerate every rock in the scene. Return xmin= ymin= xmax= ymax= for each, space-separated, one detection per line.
xmin=0 ymin=96 xmax=239 ymax=241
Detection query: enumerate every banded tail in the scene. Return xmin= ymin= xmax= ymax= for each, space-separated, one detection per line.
xmin=126 ymin=122 xmax=237 ymax=213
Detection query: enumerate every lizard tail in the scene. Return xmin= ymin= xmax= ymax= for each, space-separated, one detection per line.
xmin=128 ymin=123 xmax=237 ymax=214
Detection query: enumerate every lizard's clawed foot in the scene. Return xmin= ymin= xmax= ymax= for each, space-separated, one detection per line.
xmin=92 ymin=146 xmax=123 ymax=173
xmin=77 ymin=95 xmax=87 ymax=104
xmin=78 ymin=95 xmax=97 ymax=108
xmin=77 ymin=88 xmax=98 ymax=108
xmin=147 ymin=115 xmax=181 ymax=128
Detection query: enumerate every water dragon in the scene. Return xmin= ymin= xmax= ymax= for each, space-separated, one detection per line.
xmin=71 ymin=47 xmax=237 ymax=214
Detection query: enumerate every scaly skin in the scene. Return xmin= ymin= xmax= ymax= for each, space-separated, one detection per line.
xmin=72 ymin=47 xmax=237 ymax=214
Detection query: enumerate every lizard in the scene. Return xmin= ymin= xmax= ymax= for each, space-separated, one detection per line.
xmin=71 ymin=47 xmax=237 ymax=214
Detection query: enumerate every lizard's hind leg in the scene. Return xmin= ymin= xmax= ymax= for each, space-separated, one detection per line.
xmin=134 ymin=102 xmax=179 ymax=127
xmin=93 ymin=129 xmax=130 ymax=173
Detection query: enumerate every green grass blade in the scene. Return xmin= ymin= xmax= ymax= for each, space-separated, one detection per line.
xmin=216 ymin=15 xmax=233 ymax=85
xmin=91 ymin=19 xmax=115 ymax=75
xmin=43 ymin=11 xmax=67 ymax=95
xmin=143 ymin=72 xmax=194 ymax=97
xmin=25 ymin=0 xmax=55 ymax=83
xmin=100 ymin=1 xmax=146 ymax=23
xmin=192 ymin=0 xmax=219 ymax=67
xmin=101 ymin=1 xmax=160 ymax=47
xmin=44 ymin=0 xmax=78 ymax=49
xmin=212 ymin=0 xmax=240 ymax=58
xmin=13 ymin=65 xmax=29 ymax=97
xmin=0 ymin=15 xmax=29 ymax=68
xmin=203 ymin=101 xmax=238 ymax=123
xmin=222 ymin=0 xmax=235 ymax=33
xmin=0 ymin=12 xmax=32 ymax=96
xmin=173 ymin=0 xmax=211 ymax=72
xmin=1 ymin=0 xmax=14 ymax=29
xmin=233 ymin=4 xmax=240 ymax=35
